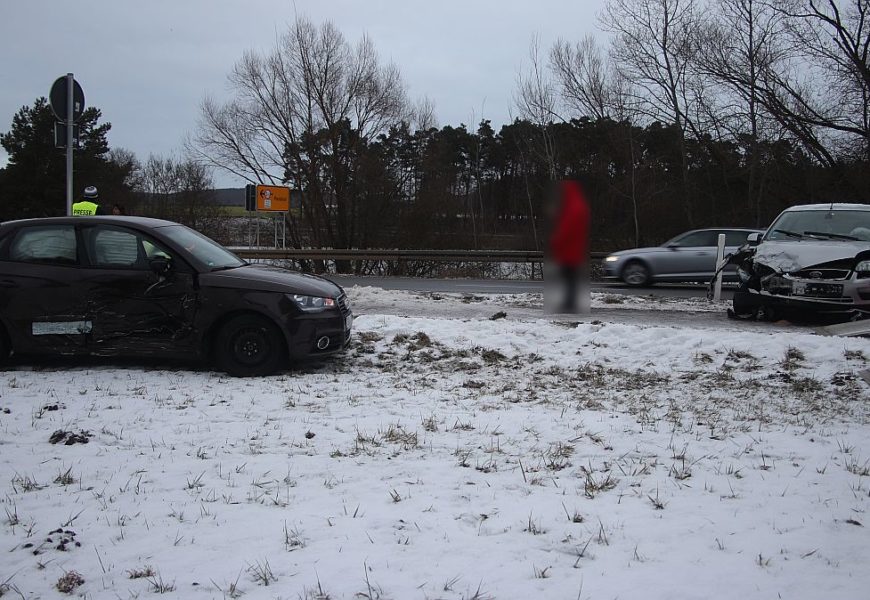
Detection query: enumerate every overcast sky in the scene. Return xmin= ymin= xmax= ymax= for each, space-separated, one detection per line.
xmin=0 ymin=0 xmax=604 ymax=187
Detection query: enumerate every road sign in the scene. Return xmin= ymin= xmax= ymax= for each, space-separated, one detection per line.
xmin=245 ymin=184 xmax=256 ymax=212
xmin=256 ymin=185 xmax=290 ymax=212
xmin=54 ymin=122 xmax=80 ymax=149
xmin=49 ymin=76 xmax=85 ymax=122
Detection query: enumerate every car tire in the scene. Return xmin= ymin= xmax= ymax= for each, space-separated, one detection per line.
xmin=215 ymin=314 xmax=286 ymax=377
xmin=0 ymin=326 xmax=9 ymax=363
xmin=621 ymin=261 xmax=651 ymax=287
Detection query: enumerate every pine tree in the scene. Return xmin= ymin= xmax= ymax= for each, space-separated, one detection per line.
xmin=0 ymin=97 xmax=113 ymax=219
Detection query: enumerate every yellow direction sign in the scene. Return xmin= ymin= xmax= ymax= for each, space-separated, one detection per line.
xmin=256 ymin=185 xmax=290 ymax=212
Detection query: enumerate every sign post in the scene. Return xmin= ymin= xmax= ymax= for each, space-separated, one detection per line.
xmin=65 ymin=74 xmax=74 ymax=217
xmin=49 ymin=74 xmax=85 ymax=216
xmin=244 ymin=184 xmax=294 ymax=248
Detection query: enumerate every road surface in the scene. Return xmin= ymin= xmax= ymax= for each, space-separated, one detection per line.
xmin=324 ymin=276 xmax=734 ymax=300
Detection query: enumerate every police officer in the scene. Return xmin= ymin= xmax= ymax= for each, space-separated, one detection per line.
xmin=71 ymin=186 xmax=106 ymax=215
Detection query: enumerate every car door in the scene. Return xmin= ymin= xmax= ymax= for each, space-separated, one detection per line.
xmin=0 ymin=224 xmax=90 ymax=355
xmin=80 ymin=224 xmax=200 ymax=357
xmin=658 ymin=230 xmax=720 ymax=278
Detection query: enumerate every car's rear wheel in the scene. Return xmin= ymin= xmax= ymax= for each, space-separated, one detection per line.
xmin=215 ymin=314 xmax=285 ymax=377
xmin=621 ymin=261 xmax=651 ymax=286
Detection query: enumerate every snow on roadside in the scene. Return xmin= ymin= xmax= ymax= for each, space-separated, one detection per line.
xmin=1 ymin=298 xmax=869 ymax=599
xmin=346 ymin=284 xmax=729 ymax=312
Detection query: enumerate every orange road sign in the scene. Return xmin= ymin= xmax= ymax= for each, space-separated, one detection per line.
xmin=256 ymin=185 xmax=290 ymax=212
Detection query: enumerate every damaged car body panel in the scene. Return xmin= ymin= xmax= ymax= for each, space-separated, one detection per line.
xmin=0 ymin=216 xmax=353 ymax=375
xmin=725 ymin=204 xmax=870 ymax=321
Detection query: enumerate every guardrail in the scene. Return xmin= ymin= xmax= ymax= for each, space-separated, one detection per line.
xmin=232 ymin=248 xmax=609 ymax=262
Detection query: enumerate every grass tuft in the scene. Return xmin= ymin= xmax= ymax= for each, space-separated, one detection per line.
xmin=55 ymin=571 xmax=84 ymax=594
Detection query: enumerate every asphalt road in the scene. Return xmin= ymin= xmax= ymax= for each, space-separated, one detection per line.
xmin=324 ymin=275 xmax=734 ymax=300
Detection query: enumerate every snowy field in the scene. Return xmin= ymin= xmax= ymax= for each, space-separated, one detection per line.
xmin=1 ymin=288 xmax=869 ymax=599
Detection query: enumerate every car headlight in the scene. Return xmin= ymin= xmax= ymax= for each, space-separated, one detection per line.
xmin=856 ymin=260 xmax=870 ymax=278
xmin=604 ymin=256 xmax=619 ymax=263
xmin=289 ymin=294 xmax=336 ymax=312
xmin=736 ymin=265 xmax=751 ymax=283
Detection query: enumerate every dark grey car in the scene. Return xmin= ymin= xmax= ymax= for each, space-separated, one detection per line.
xmin=603 ymin=228 xmax=763 ymax=286
xmin=0 ymin=216 xmax=353 ymax=376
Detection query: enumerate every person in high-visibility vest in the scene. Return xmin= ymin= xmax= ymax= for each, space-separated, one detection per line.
xmin=72 ymin=186 xmax=106 ymax=215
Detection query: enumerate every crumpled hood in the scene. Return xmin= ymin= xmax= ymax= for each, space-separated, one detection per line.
xmin=200 ymin=264 xmax=342 ymax=296
xmin=753 ymin=240 xmax=870 ymax=273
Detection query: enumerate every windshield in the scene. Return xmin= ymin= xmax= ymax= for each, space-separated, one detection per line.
xmin=765 ymin=209 xmax=870 ymax=242
xmin=158 ymin=225 xmax=245 ymax=270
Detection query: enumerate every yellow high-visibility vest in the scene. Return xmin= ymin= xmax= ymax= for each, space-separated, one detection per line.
xmin=72 ymin=201 xmax=99 ymax=216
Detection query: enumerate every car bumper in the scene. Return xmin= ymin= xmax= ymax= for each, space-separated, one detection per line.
xmin=735 ymin=275 xmax=870 ymax=317
xmin=285 ymin=308 xmax=353 ymax=360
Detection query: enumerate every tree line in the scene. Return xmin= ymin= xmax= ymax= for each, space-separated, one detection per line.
xmin=2 ymin=1 xmax=868 ymax=252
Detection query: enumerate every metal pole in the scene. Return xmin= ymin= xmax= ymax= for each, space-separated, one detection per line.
xmin=65 ymin=73 xmax=74 ymax=216
xmin=713 ymin=233 xmax=726 ymax=302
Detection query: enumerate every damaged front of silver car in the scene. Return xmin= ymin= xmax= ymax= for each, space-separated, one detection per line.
xmin=720 ymin=204 xmax=870 ymax=323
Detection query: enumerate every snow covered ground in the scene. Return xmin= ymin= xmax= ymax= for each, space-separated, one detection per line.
xmin=1 ymin=288 xmax=869 ymax=599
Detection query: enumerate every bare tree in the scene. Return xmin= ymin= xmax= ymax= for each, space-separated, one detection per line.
xmin=138 ymin=154 xmax=220 ymax=236
xmin=193 ymin=17 xmax=409 ymax=250
xmin=546 ymin=36 xmax=646 ymax=245
xmin=768 ymin=0 xmax=870 ymax=161
xmin=515 ymin=35 xmax=560 ymax=179
xmin=601 ymin=0 xmax=704 ymax=225
xmin=514 ymin=35 xmax=563 ymax=249
xmin=695 ymin=0 xmax=789 ymax=224
xmin=549 ymin=35 xmax=615 ymax=121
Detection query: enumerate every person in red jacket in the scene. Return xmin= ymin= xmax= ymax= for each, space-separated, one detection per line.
xmin=547 ymin=179 xmax=591 ymax=313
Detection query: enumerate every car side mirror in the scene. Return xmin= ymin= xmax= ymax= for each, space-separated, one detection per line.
xmin=746 ymin=232 xmax=762 ymax=246
xmin=149 ymin=256 xmax=172 ymax=276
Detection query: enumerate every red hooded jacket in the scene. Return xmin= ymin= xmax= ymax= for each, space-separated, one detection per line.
xmin=549 ymin=180 xmax=590 ymax=266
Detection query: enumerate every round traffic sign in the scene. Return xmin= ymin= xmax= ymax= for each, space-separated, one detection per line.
xmin=49 ymin=76 xmax=85 ymax=122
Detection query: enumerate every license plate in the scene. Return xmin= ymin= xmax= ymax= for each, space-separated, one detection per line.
xmin=792 ymin=281 xmax=842 ymax=298
xmin=345 ymin=313 xmax=353 ymax=331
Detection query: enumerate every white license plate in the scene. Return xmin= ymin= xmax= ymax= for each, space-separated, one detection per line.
xmin=345 ymin=313 xmax=353 ymax=331
xmin=792 ymin=282 xmax=806 ymax=295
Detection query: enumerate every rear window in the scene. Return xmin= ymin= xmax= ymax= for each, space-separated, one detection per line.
xmin=9 ymin=226 xmax=77 ymax=264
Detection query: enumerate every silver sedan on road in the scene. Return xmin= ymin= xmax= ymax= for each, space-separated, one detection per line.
xmin=603 ymin=228 xmax=764 ymax=286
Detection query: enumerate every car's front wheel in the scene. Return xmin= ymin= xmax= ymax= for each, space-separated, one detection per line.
xmin=215 ymin=314 xmax=286 ymax=377
xmin=0 ymin=326 xmax=9 ymax=363
xmin=621 ymin=261 xmax=651 ymax=286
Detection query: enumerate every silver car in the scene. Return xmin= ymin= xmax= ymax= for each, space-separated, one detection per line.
xmin=603 ymin=228 xmax=763 ymax=286
xmin=729 ymin=203 xmax=870 ymax=320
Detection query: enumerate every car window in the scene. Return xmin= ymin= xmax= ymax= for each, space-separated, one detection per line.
xmin=87 ymin=227 xmax=143 ymax=268
xmin=766 ymin=209 xmax=870 ymax=241
xmin=724 ymin=231 xmax=753 ymax=246
xmin=157 ymin=224 xmax=244 ymax=270
xmin=142 ymin=239 xmax=172 ymax=260
xmin=9 ymin=226 xmax=77 ymax=264
xmin=83 ymin=226 xmax=183 ymax=272
xmin=669 ymin=230 xmax=718 ymax=247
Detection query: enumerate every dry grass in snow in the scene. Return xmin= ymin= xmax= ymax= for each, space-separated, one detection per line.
xmin=1 ymin=295 xmax=869 ymax=599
